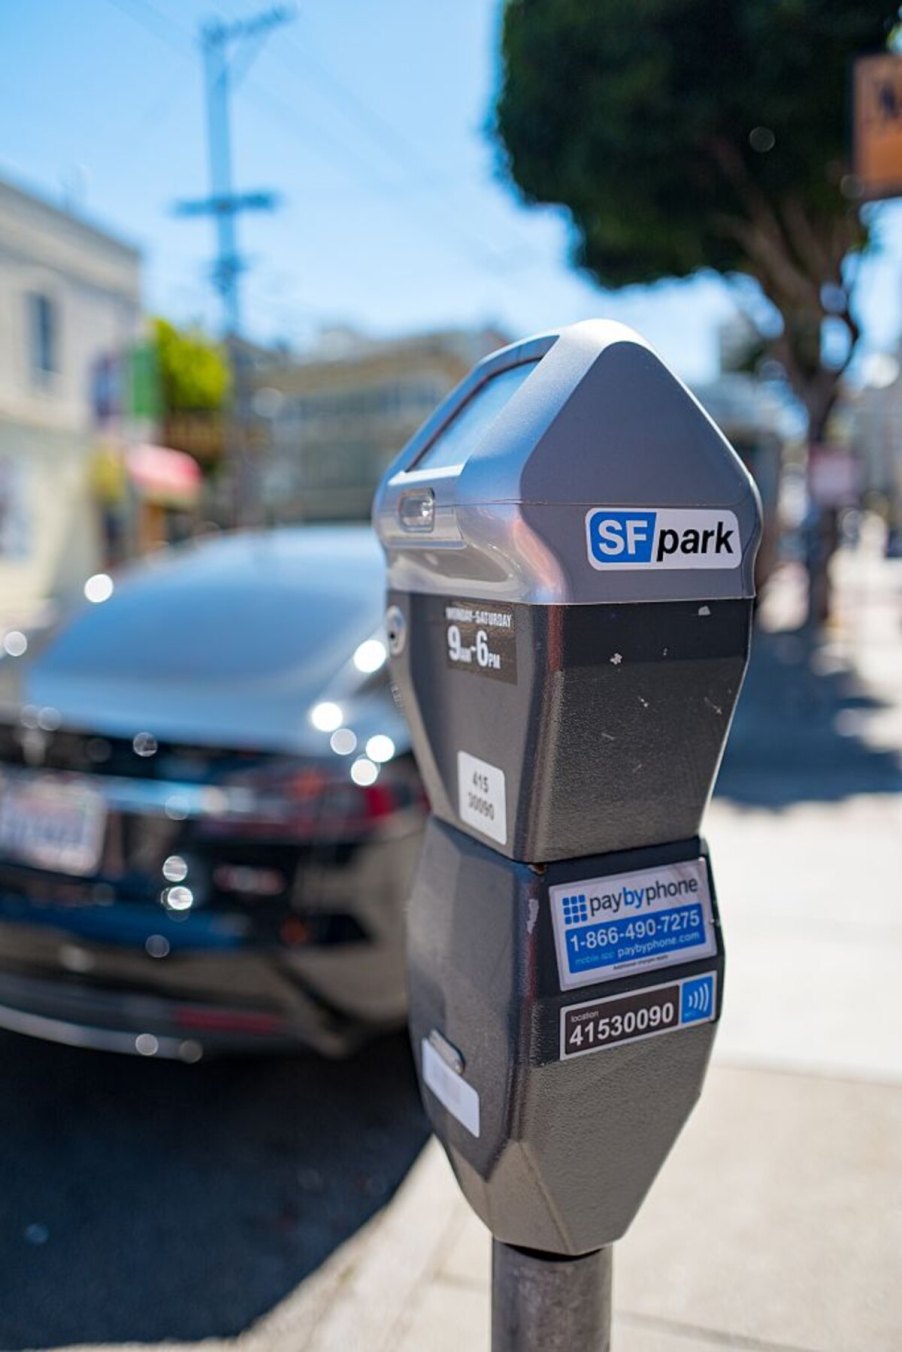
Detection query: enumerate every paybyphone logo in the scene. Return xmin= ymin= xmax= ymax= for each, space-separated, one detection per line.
xmin=585 ymin=508 xmax=741 ymax=572
xmin=561 ymin=895 xmax=589 ymax=925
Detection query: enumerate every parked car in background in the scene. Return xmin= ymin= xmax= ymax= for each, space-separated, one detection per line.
xmin=0 ymin=527 xmax=425 ymax=1059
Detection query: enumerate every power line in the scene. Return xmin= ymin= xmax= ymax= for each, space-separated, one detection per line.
xmin=104 ymin=0 xmax=190 ymax=54
xmin=276 ymin=14 xmax=545 ymax=265
xmin=241 ymin=39 xmax=535 ymax=275
xmin=100 ymin=2 xmax=194 ymax=170
xmin=280 ymin=25 xmax=445 ymax=190
xmin=241 ymin=76 xmax=409 ymax=196
xmin=106 ymin=0 xmax=546 ymax=310
xmin=156 ymin=0 xmax=541 ymax=274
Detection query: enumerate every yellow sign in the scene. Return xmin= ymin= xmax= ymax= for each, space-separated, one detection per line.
xmin=854 ymin=53 xmax=902 ymax=201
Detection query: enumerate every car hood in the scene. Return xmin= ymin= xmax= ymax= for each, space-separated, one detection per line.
xmin=0 ymin=528 xmax=406 ymax=755
xmin=1 ymin=669 xmax=404 ymax=755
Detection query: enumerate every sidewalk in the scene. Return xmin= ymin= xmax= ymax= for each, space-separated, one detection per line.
xmin=252 ymin=534 xmax=901 ymax=1352
xmin=250 ymin=1066 xmax=902 ymax=1352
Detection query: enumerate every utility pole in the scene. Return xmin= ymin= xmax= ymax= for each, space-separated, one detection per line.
xmin=175 ymin=6 xmax=292 ymax=525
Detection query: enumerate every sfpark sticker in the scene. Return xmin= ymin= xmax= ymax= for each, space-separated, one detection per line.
xmin=549 ymin=857 xmax=716 ymax=991
xmin=585 ymin=507 xmax=741 ymax=570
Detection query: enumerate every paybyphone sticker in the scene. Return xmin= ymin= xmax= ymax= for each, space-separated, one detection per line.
xmin=585 ymin=508 xmax=741 ymax=570
xmin=549 ymin=858 xmax=716 ymax=991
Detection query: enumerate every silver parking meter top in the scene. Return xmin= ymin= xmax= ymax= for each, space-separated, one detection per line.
xmin=374 ymin=319 xmax=761 ymax=606
xmin=374 ymin=319 xmax=762 ymax=863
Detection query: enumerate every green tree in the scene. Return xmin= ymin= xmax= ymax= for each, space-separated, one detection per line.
xmin=153 ymin=318 xmax=231 ymax=414
xmin=495 ymin=0 xmax=898 ymax=439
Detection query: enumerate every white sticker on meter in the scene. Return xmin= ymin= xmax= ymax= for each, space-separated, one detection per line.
xmin=549 ymin=857 xmax=716 ymax=991
xmin=457 ymin=751 xmax=507 ymax=845
xmin=421 ymin=1038 xmax=480 ymax=1136
xmin=585 ymin=508 xmax=741 ymax=570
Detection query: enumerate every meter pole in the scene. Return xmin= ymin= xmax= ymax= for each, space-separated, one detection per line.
xmin=491 ymin=1241 xmax=612 ymax=1352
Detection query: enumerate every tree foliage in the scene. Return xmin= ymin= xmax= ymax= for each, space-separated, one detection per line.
xmin=495 ymin=0 xmax=898 ymax=435
xmin=152 ymin=318 xmax=231 ymax=415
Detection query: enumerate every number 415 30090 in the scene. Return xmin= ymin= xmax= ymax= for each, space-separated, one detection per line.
xmin=467 ymin=770 xmax=495 ymax=821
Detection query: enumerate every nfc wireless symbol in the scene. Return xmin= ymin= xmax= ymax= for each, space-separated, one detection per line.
xmin=561 ymin=895 xmax=589 ymax=925
xmin=681 ymin=975 xmax=715 ymax=1024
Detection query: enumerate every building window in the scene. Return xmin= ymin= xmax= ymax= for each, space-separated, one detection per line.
xmin=27 ymin=292 xmax=58 ymax=379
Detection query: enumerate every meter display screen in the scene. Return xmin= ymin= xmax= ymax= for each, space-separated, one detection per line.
xmin=411 ymin=360 xmax=540 ymax=472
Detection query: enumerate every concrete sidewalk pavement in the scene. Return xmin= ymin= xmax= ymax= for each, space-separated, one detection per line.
xmin=270 ymin=1064 xmax=902 ymax=1352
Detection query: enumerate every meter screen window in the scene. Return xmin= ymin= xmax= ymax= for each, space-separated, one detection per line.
xmin=412 ymin=360 xmax=540 ymax=473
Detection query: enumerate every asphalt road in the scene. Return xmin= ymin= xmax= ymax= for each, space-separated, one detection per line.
xmin=0 ymin=1028 xmax=429 ymax=1348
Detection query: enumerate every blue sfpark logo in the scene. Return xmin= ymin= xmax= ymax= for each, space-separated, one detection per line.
xmin=680 ymin=974 xmax=715 ymax=1024
xmin=587 ymin=511 xmax=656 ymax=565
xmin=561 ymin=895 xmax=589 ymax=926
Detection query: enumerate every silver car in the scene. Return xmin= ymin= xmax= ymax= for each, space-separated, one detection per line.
xmin=0 ymin=526 xmax=425 ymax=1060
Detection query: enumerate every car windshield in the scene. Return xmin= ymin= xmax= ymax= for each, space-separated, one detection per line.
xmin=39 ymin=529 xmax=384 ymax=688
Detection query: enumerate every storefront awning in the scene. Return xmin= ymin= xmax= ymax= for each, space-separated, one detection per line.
xmin=126 ymin=443 xmax=201 ymax=509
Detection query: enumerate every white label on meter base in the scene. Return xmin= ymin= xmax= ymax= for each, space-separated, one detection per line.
xmin=421 ymin=1038 xmax=480 ymax=1136
xmin=457 ymin=751 xmax=507 ymax=845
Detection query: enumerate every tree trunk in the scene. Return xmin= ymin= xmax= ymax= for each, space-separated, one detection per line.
xmin=802 ymin=374 xmax=843 ymax=630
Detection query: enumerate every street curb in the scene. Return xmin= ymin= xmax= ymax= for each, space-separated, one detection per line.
xmin=48 ymin=1142 xmax=455 ymax=1352
xmin=251 ymin=1139 xmax=457 ymax=1352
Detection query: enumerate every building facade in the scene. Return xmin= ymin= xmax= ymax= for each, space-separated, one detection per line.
xmin=251 ymin=327 xmax=510 ymax=523
xmin=845 ymin=357 xmax=902 ymax=542
xmin=692 ymin=373 xmax=791 ymax=588
xmin=0 ymin=176 xmax=141 ymax=618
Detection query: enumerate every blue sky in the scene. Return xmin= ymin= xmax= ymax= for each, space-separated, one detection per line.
xmin=1 ymin=0 xmax=901 ymax=383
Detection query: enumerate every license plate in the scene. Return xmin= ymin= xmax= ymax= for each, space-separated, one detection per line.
xmin=0 ymin=779 xmax=107 ymax=875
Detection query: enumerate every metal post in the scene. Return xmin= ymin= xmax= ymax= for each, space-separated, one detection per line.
xmin=174 ymin=10 xmax=290 ymax=527
xmin=491 ymin=1241 xmax=612 ymax=1352
xmin=203 ymin=24 xmax=242 ymax=339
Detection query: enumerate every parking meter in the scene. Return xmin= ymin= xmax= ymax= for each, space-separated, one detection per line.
xmin=373 ymin=321 xmax=761 ymax=1342
xmin=375 ymin=323 xmax=758 ymax=863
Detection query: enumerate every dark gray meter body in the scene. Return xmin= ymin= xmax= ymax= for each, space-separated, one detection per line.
xmin=374 ymin=321 xmax=761 ymax=863
xmin=406 ymin=820 xmax=725 ymax=1254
